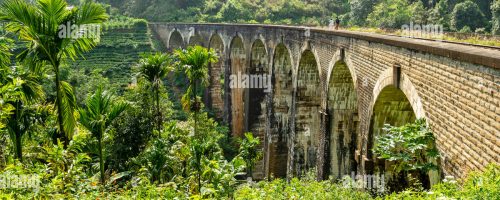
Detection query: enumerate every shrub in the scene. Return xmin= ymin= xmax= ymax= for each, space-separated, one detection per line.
xmin=373 ymin=119 xmax=439 ymax=191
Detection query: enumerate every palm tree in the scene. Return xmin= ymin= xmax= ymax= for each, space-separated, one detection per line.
xmin=4 ymin=64 xmax=46 ymax=162
xmin=79 ymin=87 xmax=128 ymax=184
xmin=175 ymin=46 xmax=218 ymax=138
xmin=0 ymin=0 xmax=108 ymax=145
xmin=137 ymin=52 xmax=173 ymax=134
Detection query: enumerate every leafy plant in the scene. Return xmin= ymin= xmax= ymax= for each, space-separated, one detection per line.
xmin=373 ymin=118 xmax=439 ymax=191
xmin=175 ymin=45 xmax=218 ymax=141
xmin=239 ymin=132 xmax=261 ymax=178
xmin=79 ymin=87 xmax=128 ymax=184
xmin=2 ymin=63 xmax=46 ymax=162
xmin=136 ymin=52 xmax=173 ymax=134
xmin=0 ymin=0 xmax=108 ymax=145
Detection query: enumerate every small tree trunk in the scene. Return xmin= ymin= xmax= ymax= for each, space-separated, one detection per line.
xmin=98 ymin=135 xmax=105 ymax=184
xmin=14 ymin=101 xmax=22 ymax=162
xmin=193 ymin=82 xmax=198 ymax=137
xmin=54 ymin=61 xmax=69 ymax=147
xmin=15 ymin=133 xmax=22 ymax=162
xmin=155 ymin=89 xmax=161 ymax=136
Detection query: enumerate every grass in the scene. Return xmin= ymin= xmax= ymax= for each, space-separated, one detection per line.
xmin=345 ymin=26 xmax=500 ymax=47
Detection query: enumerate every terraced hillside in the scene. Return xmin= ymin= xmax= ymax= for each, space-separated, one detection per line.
xmin=69 ymin=21 xmax=159 ymax=92
xmin=67 ymin=18 xmax=188 ymax=119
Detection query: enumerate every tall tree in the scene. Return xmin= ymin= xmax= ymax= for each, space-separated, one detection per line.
xmin=0 ymin=0 xmax=108 ymax=145
xmin=137 ymin=52 xmax=173 ymax=134
xmin=79 ymin=87 xmax=128 ymax=184
xmin=175 ymin=46 xmax=218 ymax=138
xmin=451 ymin=0 xmax=487 ymax=32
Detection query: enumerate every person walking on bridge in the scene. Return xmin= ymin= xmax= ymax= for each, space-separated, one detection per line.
xmin=335 ymin=17 xmax=340 ymax=30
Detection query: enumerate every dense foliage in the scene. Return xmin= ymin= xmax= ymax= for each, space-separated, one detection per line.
xmin=95 ymin=0 xmax=499 ymax=34
xmin=235 ymin=164 xmax=499 ymax=200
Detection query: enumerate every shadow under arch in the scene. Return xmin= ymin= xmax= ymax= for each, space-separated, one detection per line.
xmin=268 ymin=43 xmax=293 ymax=178
xmin=168 ymin=30 xmax=183 ymax=51
xmin=326 ymin=60 xmax=359 ymax=179
xmin=292 ymin=49 xmax=321 ymax=177
xmin=366 ymin=68 xmax=435 ymax=190
xmin=246 ymin=38 xmax=269 ymax=180
xmin=366 ymin=85 xmax=417 ymax=189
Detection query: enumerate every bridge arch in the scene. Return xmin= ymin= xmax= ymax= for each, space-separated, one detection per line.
xmin=229 ymin=35 xmax=247 ymax=137
xmin=168 ymin=29 xmax=184 ymax=50
xmin=293 ymin=49 xmax=321 ymax=176
xmin=366 ymin=68 xmax=432 ymax=188
xmin=247 ymin=38 xmax=270 ymax=179
xmin=268 ymin=43 xmax=293 ymax=178
xmin=208 ymin=33 xmax=226 ymax=119
xmin=327 ymin=60 xmax=359 ymax=179
xmin=371 ymin=68 xmax=426 ymax=119
xmin=327 ymin=49 xmax=357 ymax=87
xmin=247 ymin=39 xmax=269 ymax=129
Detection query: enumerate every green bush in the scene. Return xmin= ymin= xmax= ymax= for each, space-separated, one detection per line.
xmin=451 ymin=1 xmax=487 ymax=32
xmin=235 ymin=178 xmax=372 ymax=200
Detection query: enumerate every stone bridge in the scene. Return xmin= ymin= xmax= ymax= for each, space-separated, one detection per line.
xmin=150 ymin=23 xmax=499 ymax=181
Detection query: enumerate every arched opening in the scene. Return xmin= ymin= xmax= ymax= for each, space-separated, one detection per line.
xmin=327 ymin=61 xmax=358 ymax=179
xmin=208 ymin=34 xmax=225 ymax=119
xmin=229 ymin=36 xmax=246 ymax=137
xmin=246 ymin=39 xmax=269 ymax=179
xmin=168 ymin=30 xmax=183 ymax=51
xmin=247 ymin=39 xmax=268 ymax=138
xmin=294 ymin=50 xmax=321 ymax=177
xmin=367 ymin=85 xmax=419 ymax=189
xmin=269 ymin=43 xmax=292 ymax=178
xmin=189 ymin=34 xmax=204 ymax=46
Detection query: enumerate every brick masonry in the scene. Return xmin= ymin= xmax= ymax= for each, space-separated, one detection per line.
xmin=151 ymin=23 xmax=500 ymax=180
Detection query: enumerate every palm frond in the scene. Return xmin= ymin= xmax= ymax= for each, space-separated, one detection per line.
xmin=175 ymin=45 xmax=218 ymax=88
xmin=58 ymin=80 xmax=76 ymax=138
xmin=106 ymin=101 xmax=128 ymax=127
xmin=79 ymin=87 xmax=128 ymax=138
xmin=75 ymin=0 xmax=108 ymax=25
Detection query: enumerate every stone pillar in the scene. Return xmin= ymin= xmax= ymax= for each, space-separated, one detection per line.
xmin=286 ymin=88 xmax=297 ymax=181
xmin=316 ymin=108 xmax=329 ymax=180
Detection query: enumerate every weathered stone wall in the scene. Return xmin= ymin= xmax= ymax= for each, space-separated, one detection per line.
xmin=208 ymin=34 xmax=225 ymax=119
xmin=151 ymin=23 xmax=500 ymax=180
xmin=229 ymin=36 xmax=246 ymax=137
